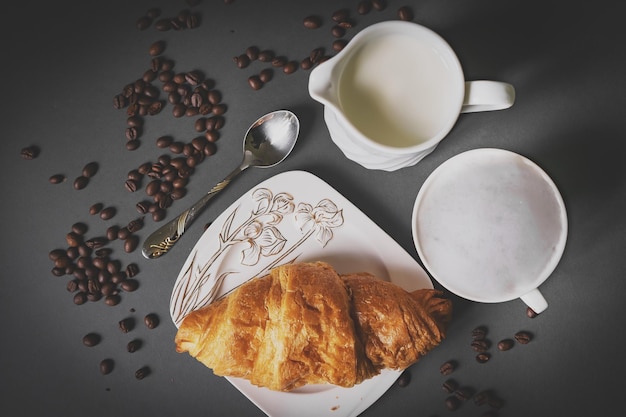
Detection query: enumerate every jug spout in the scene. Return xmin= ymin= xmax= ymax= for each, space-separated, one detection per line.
xmin=308 ymin=60 xmax=340 ymax=109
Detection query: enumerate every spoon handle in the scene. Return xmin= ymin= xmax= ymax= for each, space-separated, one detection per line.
xmin=142 ymin=164 xmax=247 ymax=259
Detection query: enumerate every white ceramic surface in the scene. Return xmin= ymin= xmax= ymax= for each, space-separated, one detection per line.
xmin=172 ymin=170 xmax=433 ymax=417
xmin=411 ymin=149 xmax=567 ymax=313
xmin=309 ymin=21 xmax=515 ymax=171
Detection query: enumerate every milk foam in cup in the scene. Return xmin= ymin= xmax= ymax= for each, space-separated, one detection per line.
xmin=308 ymin=21 xmax=516 ymax=171
xmin=411 ymin=149 xmax=568 ymax=313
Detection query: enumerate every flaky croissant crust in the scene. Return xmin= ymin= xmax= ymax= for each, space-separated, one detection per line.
xmin=175 ymin=261 xmax=452 ymax=391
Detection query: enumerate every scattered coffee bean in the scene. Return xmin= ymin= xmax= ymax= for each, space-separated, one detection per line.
xmin=89 ymin=203 xmax=103 ymax=215
xmin=471 ymin=339 xmax=491 ymax=352
xmin=127 ymin=217 xmax=144 ymax=233
xmin=372 ymin=0 xmax=388 ymax=11
xmin=357 ymin=0 xmax=372 ymax=14
xmin=135 ymin=366 xmax=151 ymax=380
xmin=497 ymin=339 xmax=515 ymax=351
xmin=82 ymin=333 xmax=101 ymax=347
xmin=127 ymin=339 xmax=142 ymax=353
xmin=331 ymin=25 xmax=346 ymax=38
xmin=476 ymin=352 xmax=491 ymax=363
xmin=124 ymin=235 xmax=139 ymax=253
xmin=258 ymin=50 xmax=274 ymax=62
xmin=526 ymin=307 xmax=539 ymax=318
xmin=144 ymin=313 xmax=159 ymax=329
xmin=49 ymin=174 xmax=66 ymax=184
xmin=445 ymin=395 xmax=461 ymax=411
xmin=514 ymin=331 xmax=532 ymax=344
xmin=100 ymin=359 xmax=114 ymax=375
xmin=454 ymin=386 xmax=474 ymax=401
xmin=73 ymin=292 xmax=88 ymax=305
xmin=398 ymin=6 xmax=414 ymax=21
xmin=440 ymin=360 xmax=456 ymax=375
xmin=71 ymin=222 xmax=88 ymax=235
xmin=332 ymin=39 xmax=348 ymax=52
xmin=104 ymin=294 xmax=121 ymax=306
xmin=259 ymin=68 xmax=273 ymax=83
xmin=120 ymin=279 xmax=139 ymax=292
xmin=73 ymin=176 xmax=89 ymax=190
xmin=82 ymin=162 xmax=99 ymax=178
xmin=442 ymin=379 xmax=459 ymax=393
xmin=99 ymin=206 xmax=116 ymax=220
xmin=472 ymin=325 xmax=487 ymax=340
xmin=283 ymin=61 xmax=298 ymax=74
xmin=474 ymin=390 xmax=490 ymax=406
xmin=118 ymin=317 xmax=134 ymax=333
xmin=397 ymin=369 xmax=411 ymax=387
xmin=126 ymin=263 xmax=139 ymax=277
xmin=20 ymin=145 xmax=40 ymax=160
xmin=303 ymin=15 xmax=322 ymax=29
xmin=332 ymin=8 xmax=349 ymax=22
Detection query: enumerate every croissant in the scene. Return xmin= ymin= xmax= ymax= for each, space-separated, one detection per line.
xmin=175 ymin=261 xmax=452 ymax=391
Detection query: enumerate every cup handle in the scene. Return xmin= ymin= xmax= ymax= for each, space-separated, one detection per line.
xmin=461 ymin=81 xmax=515 ymax=113
xmin=519 ymin=288 xmax=548 ymax=314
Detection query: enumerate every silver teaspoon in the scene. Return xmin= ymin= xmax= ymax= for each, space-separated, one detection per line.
xmin=142 ymin=110 xmax=300 ymax=259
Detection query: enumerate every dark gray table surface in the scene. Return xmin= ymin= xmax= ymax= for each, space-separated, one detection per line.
xmin=2 ymin=1 xmax=625 ymax=416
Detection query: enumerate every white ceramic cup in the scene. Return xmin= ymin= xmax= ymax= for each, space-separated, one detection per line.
xmin=309 ymin=21 xmax=516 ymax=171
xmin=411 ymin=149 xmax=568 ymax=313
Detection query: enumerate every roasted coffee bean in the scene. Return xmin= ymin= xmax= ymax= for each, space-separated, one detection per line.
xmin=73 ymin=176 xmax=89 ymax=190
xmin=152 ymin=208 xmax=166 ymax=222
xmin=125 ymin=263 xmax=139 ymax=277
xmin=125 ymin=179 xmax=139 ymax=192
xmin=454 ymin=387 xmax=474 ymax=401
xmin=372 ymin=0 xmax=387 ymax=11
xmin=439 ymin=360 xmax=456 ymax=375
xmin=332 ymin=8 xmax=349 ymax=22
xmin=476 ymin=352 xmax=491 ymax=363
xmin=514 ymin=331 xmax=532 ymax=344
xmin=357 ymin=0 xmax=372 ymax=14
xmin=212 ymin=103 xmax=227 ymax=115
xmin=471 ymin=339 xmax=490 ymax=352
xmin=124 ymin=235 xmax=139 ymax=253
xmin=303 ymin=15 xmax=322 ymax=29
xmin=442 ymin=378 xmax=458 ymax=393
xmin=73 ymin=292 xmax=88 ymax=305
xmin=271 ymin=56 xmax=288 ymax=67
xmin=526 ymin=306 xmax=538 ymax=318
xmin=472 ymin=325 xmax=488 ymax=340
xmin=473 ymin=390 xmax=490 ymax=406
xmin=82 ymin=162 xmax=98 ymax=178
xmin=136 ymin=15 xmax=152 ymax=30
xmin=125 ymin=126 xmax=140 ymax=140
xmin=248 ymin=75 xmax=263 ymax=90
xmin=497 ymin=338 xmax=515 ymax=351
xmin=397 ymin=370 xmax=411 ymax=387
xmin=99 ymin=206 xmax=116 ymax=220
xmin=89 ymin=203 xmax=103 ymax=215
xmin=259 ymin=68 xmax=273 ymax=83
xmin=172 ymin=103 xmax=186 ymax=117
xmin=71 ymin=222 xmax=88 ymax=235
xmin=148 ymin=100 xmax=163 ymax=115
xmin=104 ymin=294 xmax=121 ymax=306
xmin=155 ymin=18 xmax=171 ymax=31
xmin=310 ymin=47 xmax=324 ymax=64
xmin=66 ymin=279 xmax=78 ymax=292
xmin=127 ymin=217 xmax=144 ymax=233
xmin=234 ymin=53 xmax=251 ymax=69
xmin=66 ymin=232 xmax=82 ymax=248
xmin=207 ymin=89 xmax=221 ymax=105
xmin=204 ymin=130 xmax=219 ymax=143
xmin=113 ymin=94 xmax=127 ymax=109
xmin=246 ymin=46 xmax=259 ymax=60
xmin=20 ymin=145 xmax=40 ymax=160
xmin=185 ymin=70 xmax=202 ymax=85
xmin=120 ymin=279 xmax=139 ymax=292
xmin=126 ymin=139 xmax=140 ymax=151
xmin=127 ymin=339 xmax=142 ymax=353
xmin=146 ymin=179 xmax=161 ymax=196
xmin=82 ymin=333 xmax=101 ymax=347
xmin=144 ymin=313 xmax=159 ymax=329
xmin=338 ymin=20 xmax=354 ymax=29
xmin=135 ymin=366 xmax=151 ymax=379
xmin=85 ymin=237 xmax=108 ymax=249
xmin=49 ymin=173 xmax=66 ymax=184
xmin=100 ymin=282 xmax=116 ymax=296
xmin=49 ymin=248 xmax=66 ymax=261
xmin=445 ymin=396 xmax=460 ymax=411
xmin=332 ymin=39 xmax=348 ymax=52
xmin=156 ymin=135 xmax=173 ymax=148
xmin=300 ymin=57 xmax=313 ymax=70
xmin=258 ymin=49 xmax=274 ymax=62
xmin=398 ymin=6 xmax=414 ymax=21
xmin=331 ymin=25 xmax=346 ymax=38
xmin=100 ymin=359 xmax=114 ymax=375
xmin=119 ymin=317 xmax=134 ymax=333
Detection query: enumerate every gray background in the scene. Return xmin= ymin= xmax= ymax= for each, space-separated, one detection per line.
xmin=2 ymin=1 xmax=625 ymax=416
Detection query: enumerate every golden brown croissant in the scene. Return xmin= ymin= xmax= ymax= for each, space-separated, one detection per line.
xmin=175 ymin=261 xmax=452 ymax=391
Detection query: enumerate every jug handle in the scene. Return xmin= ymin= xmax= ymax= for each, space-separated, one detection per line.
xmin=462 ymin=81 xmax=515 ymax=113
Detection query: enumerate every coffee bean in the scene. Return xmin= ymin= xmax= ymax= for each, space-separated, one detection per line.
xmin=442 ymin=379 xmax=458 ymax=393
xmin=136 ymin=15 xmax=152 ymax=30
xmin=135 ymin=366 xmax=151 ymax=380
xmin=439 ymin=360 xmax=456 ymax=375
xmin=300 ymin=57 xmax=313 ymax=70
xmin=66 ymin=232 xmax=82 ymax=248
xmin=82 ymin=333 xmax=101 ymax=347
xmin=303 ymin=15 xmax=322 ymax=29
xmin=234 ymin=54 xmax=251 ymax=69
xmin=89 ymin=203 xmax=103 ymax=215
xmin=476 ymin=352 xmax=491 ymax=363
xmin=372 ymin=0 xmax=387 ymax=11
xmin=185 ymin=71 xmax=202 ymax=85
xmin=71 ymin=222 xmax=88 ymax=235
xmin=127 ymin=217 xmax=144 ymax=233
xmin=124 ymin=235 xmax=139 ymax=253
xmin=310 ymin=47 xmax=324 ymax=64
xmin=82 ymin=162 xmax=99 ymax=178
xmin=397 ymin=369 xmax=411 ymax=387
xmin=85 ymin=237 xmax=108 ymax=249
xmin=144 ymin=313 xmax=159 ymax=329
xmin=283 ymin=61 xmax=298 ymax=74
xmin=514 ymin=331 xmax=533 ymax=344
xmin=473 ymin=390 xmax=490 ymax=406
xmin=73 ymin=176 xmax=89 ymax=190
xmin=49 ymin=174 xmax=66 ymax=184
xmin=120 ymin=279 xmax=139 ymax=292
xmin=497 ymin=338 xmax=515 ymax=351
xmin=127 ymin=339 xmax=142 ymax=353
xmin=155 ymin=18 xmax=171 ymax=31
xmin=125 ymin=179 xmax=139 ymax=192
xmin=271 ymin=56 xmax=287 ymax=67
xmin=471 ymin=339 xmax=491 ymax=352
xmin=332 ymin=39 xmax=348 ymax=52
xmin=454 ymin=386 xmax=474 ymax=401
xmin=126 ymin=139 xmax=141 ymax=151
xmin=99 ymin=207 xmax=116 ymax=220
xmin=20 ymin=145 xmax=40 ymax=160
xmin=259 ymin=68 xmax=273 ymax=83
xmin=66 ymin=279 xmax=78 ymax=292
xmin=332 ymin=9 xmax=349 ymax=22
xmin=207 ymin=90 xmax=221 ymax=105
xmin=398 ymin=6 xmax=414 ymax=21
xmin=445 ymin=396 xmax=460 ymax=411
xmin=472 ymin=325 xmax=487 ymax=340
xmin=246 ymin=46 xmax=259 ymax=61
xmin=357 ymin=0 xmax=372 ymax=14
xmin=104 ymin=294 xmax=121 ymax=306
xmin=258 ymin=50 xmax=274 ymax=62
xmin=526 ymin=306 xmax=539 ymax=318
xmin=100 ymin=359 xmax=114 ymax=375
xmin=331 ymin=25 xmax=346 ymax=38
xmin=73 ymin=292 xmax=88 ymax=305
xmin=119 ymin=317 xmax=134 ymax=333
xmin=248 ymin=75 xmax=263 ymax=90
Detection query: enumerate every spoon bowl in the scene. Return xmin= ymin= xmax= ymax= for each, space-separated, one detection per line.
xmin=142 ymin=110 xmax=300 ymax=259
